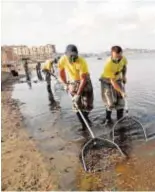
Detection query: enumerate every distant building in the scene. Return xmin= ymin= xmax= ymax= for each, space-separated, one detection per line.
xmin=12 ymin=44 xmax=56 ymax=60
xmin=1 ymin=44 xmax=56 ymax=68
xmin=1 ymin=46 xmax=18 ymax=65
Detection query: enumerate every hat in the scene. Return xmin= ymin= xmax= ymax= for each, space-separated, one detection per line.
xmin=65 ymin=44 xmax=78 ymax=56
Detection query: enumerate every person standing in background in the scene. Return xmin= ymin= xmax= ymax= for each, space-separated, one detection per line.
xmin=36 ymin=62 xmax=43 ymax=80
xmin=23 ymin=59 xmax=31 ymax=81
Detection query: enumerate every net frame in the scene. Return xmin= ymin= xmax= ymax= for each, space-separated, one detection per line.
xmin=81 ymin=137 xmax=125 ymax=172
xmin=112 ymin=99 xmax=148 ymax=146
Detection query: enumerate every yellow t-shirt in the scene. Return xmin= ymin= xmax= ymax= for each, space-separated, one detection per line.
xmin=101 ymin=56 xmax=128 ymax=80
xmin=43 ymin=60 xmax=53 ymax=71
xmin=58 ymin=55 xmax=89 ymax=81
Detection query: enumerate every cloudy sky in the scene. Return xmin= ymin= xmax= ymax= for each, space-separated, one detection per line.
xmin=1 ymin=0 xmax=155 ymax=52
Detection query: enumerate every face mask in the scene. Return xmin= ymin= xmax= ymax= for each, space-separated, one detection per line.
xmin=69 ymin=55 xmax=78 ymax=63
xmin=112 ymin=57 xmax=121 ymax=63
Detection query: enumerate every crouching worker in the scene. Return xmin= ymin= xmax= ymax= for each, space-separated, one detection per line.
xmin=58 ymin=44 xmax=94 ymax=131
xmin=100 ymin=46 xmax=127 ymax=125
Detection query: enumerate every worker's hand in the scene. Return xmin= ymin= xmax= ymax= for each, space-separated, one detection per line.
xmin=51 ymin=73 xmax=57 ymax=80
xmin=122 ymin=76 xmax=127 ymax=84
xmin=121 ymin=91 xmax=127 ymax=98
xmin=63 ymin=84 xmax=69 ymax=91
xmin=99 ymin=78 xmax=102 ymax=82
xmin=72 ymin=94 xmax=80 ymax=103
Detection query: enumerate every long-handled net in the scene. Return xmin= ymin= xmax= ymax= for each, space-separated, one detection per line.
xmin=71 ymin=100 xmax=125 ymax=172
xmin=112 ymin=99 xmax=147 ymax=156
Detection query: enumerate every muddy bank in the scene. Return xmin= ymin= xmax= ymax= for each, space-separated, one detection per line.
xmin=1 ymin=77 xmax=57 ymax=191
xmin=77 ymin=140 xmax=155 ymax=191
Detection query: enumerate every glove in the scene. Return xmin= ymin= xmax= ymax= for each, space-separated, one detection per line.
xmin=99 ymin=78 xmax=102 ymax=82
xmin=72 ymin=94 xmax=80 ymax=103
xmin=63 ymin=84 xmax=68 ymax=91
xmin=122 ymin=76 xmax=127 ymax=84
xmin=121 ymin=91 xmax=127 ymax=98
xmin=51 ymin=73 xmax=57 ymax=80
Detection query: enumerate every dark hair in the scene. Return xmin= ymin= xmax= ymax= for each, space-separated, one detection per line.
xmin=111 ymin=46 xmax=122 ymax=53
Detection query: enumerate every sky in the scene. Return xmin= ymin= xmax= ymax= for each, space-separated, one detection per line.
xmin=1 ymin=0 xmax=155 ymax=52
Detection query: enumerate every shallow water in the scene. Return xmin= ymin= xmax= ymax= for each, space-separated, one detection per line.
xmin=12 ymin=54 xmax=155 ymax=190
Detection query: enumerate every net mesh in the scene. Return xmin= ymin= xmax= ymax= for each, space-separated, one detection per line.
xmin=112 ymin=116 xmax=147 ymax=156
xmin=81 ymin=138 xmax=124 ymax=172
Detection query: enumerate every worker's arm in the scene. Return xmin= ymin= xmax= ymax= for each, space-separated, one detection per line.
xmin=50 ymin=65 xmax=57 ymax=79
xmin=122 ymin=65 xmax=127 ymax=76
xmin=110 ymin=79 xmax=126 ymax=97
xmin=76 ymin=58 xmax=89 ymax=95
xmin=122 ymin=65 xmax=127 ymax=84
xmin=122 ymin=57 xmax=128 ymax=83
xmin=58 ymin=56 xmax=67 ymax=85
xmin=59 ymin=69 xmax=67 ymax=85
xmin=51 ymin=67 xmax=55 ymax=74
xmin=77 ymin=74 xmax=87 ymax=95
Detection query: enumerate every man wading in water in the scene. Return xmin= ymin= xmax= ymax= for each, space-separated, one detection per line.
xmin=100 ymin=46 xmax=127 ymax=125
xmin=58 ymin=44 xmax=94 ymax=131
xmin=23 ymin=59 xmax=31 ymax=81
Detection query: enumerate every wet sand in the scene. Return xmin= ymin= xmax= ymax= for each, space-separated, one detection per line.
xmin=1 ymin=77 xmax=57 ymax=191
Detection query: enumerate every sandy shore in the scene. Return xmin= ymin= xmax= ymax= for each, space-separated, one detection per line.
xmin=1 ymin=77 xmax=57 ymax=191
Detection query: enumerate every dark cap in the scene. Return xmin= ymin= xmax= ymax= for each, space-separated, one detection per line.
xmin=65 ymin=44 xmax=78 ymax=56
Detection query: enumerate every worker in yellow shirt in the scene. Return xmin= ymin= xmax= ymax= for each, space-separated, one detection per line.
xmin=42 ymin=59 xmax=56 ymax=102
xmin=100 ymin=46 xmax=127 ymax=125
xmin=42 ymin=59 xmax=55 ymax=78
xmin=58 ymin=44 xmax=94 ymax=131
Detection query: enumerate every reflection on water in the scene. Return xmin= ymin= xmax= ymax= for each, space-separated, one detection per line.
xmin=27 ymin=80 xmax=32 ymax=89
xmin=12 ymin=54 xmax=155 ymax=190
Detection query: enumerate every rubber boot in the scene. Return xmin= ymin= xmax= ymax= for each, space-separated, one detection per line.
xmin=117 ymin=109 xmax=124 ymax=120
xmin=83 ymin=111 xmax=92 ymax=127
xmin=102 ymin=110 xmax=113 ymax=125
xmin=76 ymin=112 xmax=86 ymax=131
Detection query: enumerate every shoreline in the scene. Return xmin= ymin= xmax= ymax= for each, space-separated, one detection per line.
xmin=1 ymin=77 xmax=57 ymax=191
